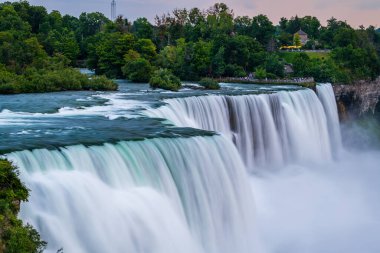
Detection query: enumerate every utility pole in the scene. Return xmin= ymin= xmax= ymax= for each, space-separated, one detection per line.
xmin=111 ymin=0 xmax=116 ymax=21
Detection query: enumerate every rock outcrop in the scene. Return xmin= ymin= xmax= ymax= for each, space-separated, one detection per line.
xmin=333 ymin=78 xmax=380 ymax=121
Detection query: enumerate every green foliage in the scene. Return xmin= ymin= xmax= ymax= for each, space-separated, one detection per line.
xmin=0 ymin=159 xmax=47 ymax=253
xmin=199 ymin=78 xmax=220 ymax=90
xmin=191 ymin=40 xmax=213 ymax=77
xmin=122 ymin=56 xmax=152 ymax=83
xmin=132 ymin=18 xmax=153 ymax=39
xmin=250 ymin=14 xmax=275 ymax=46
xmin=149 ymin=68 xmax=181 ymax=91
xmin=0 ymin=2 xmax=116 ymax=94
xmin=264 ymin=54 xmax=284 ymax=77
xmin=255 ymin=67 xmax=267 ymax=79
xmin=224 ymin=64 xmax=246 ymax=77
xmin=293 ymin=33 xmax=301 ymax=46
xmin=212 ymin=46 xmax=226 ymax=77
xmin=0 ymin=67 xmax=117 ymax=94
xmin=1 ymin=1 xmax=380 ymax=85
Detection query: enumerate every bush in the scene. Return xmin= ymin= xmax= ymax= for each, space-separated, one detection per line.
xmin=86 ymin=75 xmax=118 ymax=90
xmin=266 ymin=73 xmax=277 ymax=79
xmin=255 ymin=67 xmax=267 ymax=79
xmin=199 ymin=78 xmax=220 ymax=90
xmin=0 ymin=159 xmax=47 ymax=253
xmin=0 ymin=68 xmax=117 ymax=94
xmin=224 ymin=64 xmax=246 ymax=77
xmin=122 ymin=58 xmax=152 ymax=83
xmin=149 ymin=68 xmax=181 ymax=91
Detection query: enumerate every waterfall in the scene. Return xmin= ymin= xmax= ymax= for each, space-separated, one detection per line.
xmin=5 ymin=83 xmax=345 ymax=253
xmin=146 ymin=85 xmax=341 ymax=169
xmin=7 ymin=136 xmax=258 ymax=253
xmin=316 ymin=83 xmax=342 ymax=155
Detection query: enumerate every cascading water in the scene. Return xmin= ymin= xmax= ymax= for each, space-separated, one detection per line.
xmin=316 ymin=83 xmax=343 ymax=155
xmin=3 ymin=83 xmax=353 ymax=253
xmin=146 ymin=85 xmax=340 ymax=169
xmin=7 ymin=136 xmax=258 ymax=253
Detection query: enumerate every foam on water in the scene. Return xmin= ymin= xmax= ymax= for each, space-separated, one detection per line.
xmin=8 ymin=136 xmax=259 ymax=253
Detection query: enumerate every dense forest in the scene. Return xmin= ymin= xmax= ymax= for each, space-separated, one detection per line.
xmin=1 ymin=0 xmax=380 ymax=91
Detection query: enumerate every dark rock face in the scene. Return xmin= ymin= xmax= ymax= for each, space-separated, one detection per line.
xmin=333 ymin=78 xmax=380 ymax=121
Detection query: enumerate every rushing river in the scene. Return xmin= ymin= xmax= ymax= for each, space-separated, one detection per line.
xmin=1 ymin=82 xmax=379 ymax=253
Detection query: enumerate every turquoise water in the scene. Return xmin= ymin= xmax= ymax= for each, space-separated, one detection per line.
xmin=0 ymin=81 xmax=300 ymax=153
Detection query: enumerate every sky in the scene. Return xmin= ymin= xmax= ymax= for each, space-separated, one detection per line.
xmin=8 ymin=0 xmax=380 ymax=27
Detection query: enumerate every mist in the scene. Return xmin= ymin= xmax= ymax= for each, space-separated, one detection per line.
xmin=252 ymin=135 xmax=380 ymax=253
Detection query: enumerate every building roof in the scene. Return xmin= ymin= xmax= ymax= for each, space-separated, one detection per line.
xmin=296 ymin=29 xmax=307 ymax=36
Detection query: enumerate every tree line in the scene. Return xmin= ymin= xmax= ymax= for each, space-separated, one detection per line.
xmin=0 ymin=1 xmax=117 ymax=94
xmin=1 ymin=1 xmax=380 ymax=92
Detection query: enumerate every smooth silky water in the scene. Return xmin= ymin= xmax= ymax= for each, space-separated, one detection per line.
xmin=1 ymin=82 xmax=379 ymax=253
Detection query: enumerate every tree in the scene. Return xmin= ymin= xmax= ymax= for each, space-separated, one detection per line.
xmin=205 ymin=3 xmax=234 ymax=39
xmin=293 ymin=53 xmax=311 ymax=76
xmin=132 ymin=17 xmax=153 ymax=39
xmin=293 ymin=33 xmax=301 ymax=47
xmin=135 ymin=38 xmax=157 ymax=62
xmin=212 ymin=46 xmax=225 ymax=77
xmin=191 ymin=40 xmax=213 ymax=77
xmin=250 ymin=14 xmax=275 ymax=46
xmin=122 ymin=49 xmax=153 ymax=82
xmin=79 ymin=12 xmax=109 ymax=38
xmin=265 ymin=54 xmax=284 ymax=77
xmin=122 ymin=58 xmax=152 ymax=82
xmin=299 ymin=16 xmax=321 ymax=39
xmin=94 ymin=33 xmax=136 ymax=77
xmin=286 ymin=15 xmax=301 ymax=34
xmin=333 ymin=28 xmax=358 ymax=47
xmin=234 ymin=16 xmax=252 ymax=36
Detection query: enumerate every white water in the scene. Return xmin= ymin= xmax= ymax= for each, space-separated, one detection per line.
xmin=8 ymin=136 xmax=259 ymax=253
xmin=7 ymin=84 xmax=380 ymax=253
xmin=316 ymin=83 xmax=343 ymax=155
xmin=252 ymin=149 xmax=380 ymax=253
xmin=0 ymin=92 xmax=150 ymax=125
xmin=146 ymin=86 xmax=340 ymax=169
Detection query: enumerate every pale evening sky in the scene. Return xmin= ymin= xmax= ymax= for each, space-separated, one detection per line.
xmin=6 ymin=0 xmax=380 ymax=28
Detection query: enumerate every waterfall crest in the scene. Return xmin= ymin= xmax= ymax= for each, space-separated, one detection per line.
xmin=146 ymin=85 xmax=341 ymax=169
xmin=8 ymin=136 xmax=257 ymax=253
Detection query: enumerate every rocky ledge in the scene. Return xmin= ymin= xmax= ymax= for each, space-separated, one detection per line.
xmin=333 ymin=78 xmax=380 ymax=121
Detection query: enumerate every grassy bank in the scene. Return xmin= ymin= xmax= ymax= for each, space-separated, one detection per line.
xmin=278 ymin=51 xmax=331 ymax=63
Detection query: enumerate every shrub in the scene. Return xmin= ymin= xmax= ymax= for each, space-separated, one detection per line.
xmin=122 ymin=58 xmax=152 ymax=83
xmin=199 ymin=78 xmax=220 ymax=90
xmin=0 ymin=68 xmax=117 ymax=94
xmin=86 ymin=75 xmax=118 ymax=90
xmin=0 ymin=159 xmax=47 ymax=253
xmin=149 ymin=68 xmax=181 ymax=91
xmin=255 ymin=67 xmax=267 ymax=79
xmin=224 ymin=64 xmax=246 ymax=77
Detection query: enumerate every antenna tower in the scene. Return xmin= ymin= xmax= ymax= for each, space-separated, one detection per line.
xmin=111 ymin=0 xmax=116 ymax=20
